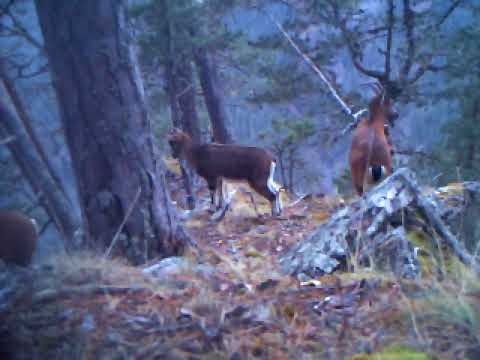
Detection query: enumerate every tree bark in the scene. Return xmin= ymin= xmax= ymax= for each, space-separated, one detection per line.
xmin=193 ymin=48 xmax=233 ymax=144
xmin=35 ymin=0 xmax=191 ymax=263
xmin=0 ymin=98 xmax=80 ymax=250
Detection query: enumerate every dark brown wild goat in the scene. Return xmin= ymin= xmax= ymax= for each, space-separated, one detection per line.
xmin=349 ymin=84 xmax=397 ymax=195
xmin=0 ymin=210 xmax=37 ymax=266
xmin=167 ymin=129 xmax=282 ymax=216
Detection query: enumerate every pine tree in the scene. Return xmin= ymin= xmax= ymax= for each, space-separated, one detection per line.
xmin=433 ymin=3 xmax=480 ymax=183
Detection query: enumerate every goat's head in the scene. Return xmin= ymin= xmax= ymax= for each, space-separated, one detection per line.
xmin=167 ymin=128 xmax=191 ymax=159
xmin=369 ymin=82 xmax=398 ymax=125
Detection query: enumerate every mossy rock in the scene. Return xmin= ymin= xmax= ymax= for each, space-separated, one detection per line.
xmin=406 ymin=230 xmax=468 ymax=279
xmin=349 ymin=345 xmax=430 ymax=360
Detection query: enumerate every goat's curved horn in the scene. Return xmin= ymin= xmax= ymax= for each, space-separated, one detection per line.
xmin=372 ymin=82 xmax=385 ymax=95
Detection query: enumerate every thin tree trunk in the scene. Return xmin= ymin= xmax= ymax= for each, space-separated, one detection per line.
xmin=0 ymin=62 xmax=69 ymax=204
xmin=193 ymin=48 xmax=233 ymax=144
xmin=0 ymin=98 xmax=80 ymax=250
xmin=288 ymin=149 xmax=295 ymax=193
xmin=277 ymin=149 xmax=287 ymax=188
xmin=163 ymin=5 xmax=198 ymax=209
xmin=35 ymin=0 xmax=191 ymax=263
xmin=176 ymin=59 xmax=202 ymax=142
xmin=166 ymin=62 xmax=196 ymax=210
xmin=174 ymin=61 xmax=200 ymax=208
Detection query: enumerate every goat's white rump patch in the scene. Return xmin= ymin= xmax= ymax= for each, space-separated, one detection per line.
xmin=267 ymin=161 xmax=283 ymax=215
xmin=267 ymin=162 xmax=279 ymax=193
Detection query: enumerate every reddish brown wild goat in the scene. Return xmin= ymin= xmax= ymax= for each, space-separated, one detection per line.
xmin=167 ymin=129 xmax=282 ymax=216
xmin=349 ymin=84 xmax=397 ymax=195
xmin=0 ymin=210 xmax=37 ymax=266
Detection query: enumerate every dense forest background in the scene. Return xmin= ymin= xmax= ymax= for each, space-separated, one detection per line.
xmin=0 ymin=0 xmax=478 ymax=260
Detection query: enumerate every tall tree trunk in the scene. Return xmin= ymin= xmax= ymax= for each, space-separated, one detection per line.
xmin=35 ymin=0 xmax=191 ymax=263
xmin=0 ymin=98 xmax=80 ymax=250
xmin=193 ymin=48 xmax=233 ymax=144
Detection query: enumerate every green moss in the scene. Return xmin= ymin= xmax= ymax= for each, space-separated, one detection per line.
xmin=407 ymin=231 xmax=439 ymax=277
xmin=407 ymin=229 xmax=472 ymax=279
xmin=406 ymin=230 xmax=428 ymax=248
xmin=349 ymin=345 xmax=430 ymax=360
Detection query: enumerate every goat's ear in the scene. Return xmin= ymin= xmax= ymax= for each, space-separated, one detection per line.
xmin=370 ymin=81 xmax=384 ymax=96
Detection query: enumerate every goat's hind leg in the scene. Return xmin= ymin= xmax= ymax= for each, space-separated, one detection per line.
xmin=266 ymin=161 xmax=282 ymax=216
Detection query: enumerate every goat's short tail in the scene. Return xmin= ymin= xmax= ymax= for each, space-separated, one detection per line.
xmin=370 ymin=165 xmax=386 ymax=182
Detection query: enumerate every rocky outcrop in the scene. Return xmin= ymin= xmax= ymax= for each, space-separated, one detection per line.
xmin=280 ymin=168 xmax=480 ymax=279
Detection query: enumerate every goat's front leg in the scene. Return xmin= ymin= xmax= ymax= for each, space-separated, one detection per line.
xmin=207 ymin=178 xmax=217 ymax=213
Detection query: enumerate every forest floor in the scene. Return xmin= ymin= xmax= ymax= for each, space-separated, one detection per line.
xmin=2 ymin=166 xmax=480 ymax=359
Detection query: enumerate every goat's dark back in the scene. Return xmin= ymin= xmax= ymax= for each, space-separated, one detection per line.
xmin=191 ymin=143 xmax=274 ymax=182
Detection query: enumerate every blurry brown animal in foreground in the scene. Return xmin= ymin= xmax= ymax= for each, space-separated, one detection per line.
xmin=349 ymin=84 xmax=397 ymax=195
xmin=0 ymin=210 xmax=37 ymax=266
xmin=167 ymin=129 xmax=282 ymax=216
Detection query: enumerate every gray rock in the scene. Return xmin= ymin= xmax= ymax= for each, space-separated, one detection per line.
xmin=280 ymin=168 xmax=434 ymax=278
xmin=142 ymin=256 xmax=216 ymax=278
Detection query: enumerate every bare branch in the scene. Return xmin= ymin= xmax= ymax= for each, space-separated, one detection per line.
xmin=409 ymin=63 xmax=447 ymax=84
xmin=330 ymin=109 xmax=369 ymax=143
xmin=385 ymin=0 xmax=394 ymax=81
xmin=104 ymin=187 xmax=142 ymax=260
xmin=0 ymin=61 xmax=67 ymax=200
xmin=261 ymin=6 xmax=363 ymax=120
xmin=2 ymin=56 xmax=49 ymax=79
xmin=436 ymin=0 xmax=464 ymax=29
xmin=3 ymin=10 xmax=44 ymax=50
xmin=0 ymin=134 xmax=15 ymax=145
xmin=15 ymin=61 xmax=49 ymax=79
xmin=400 ymin=0 xmax=415 ymax=85
xmin=0 ymin=0 xmax=14 ymax=18
xmin=327 ymin=0 xmax=385 ymax=81
xmin=402 ymin=0 xmax=463 ymax=85
xmin=38 ymin=218 xmax=53 ymax=236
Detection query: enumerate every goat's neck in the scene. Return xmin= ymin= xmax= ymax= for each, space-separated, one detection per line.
xmin=181 ymin=140 xmax=197 ymax=168
xmin=368 ymin=111 xmax=386 ymax=133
